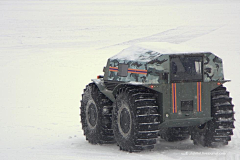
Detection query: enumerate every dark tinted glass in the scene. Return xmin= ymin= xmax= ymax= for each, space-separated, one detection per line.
xmin=170 ymin=56 xmax=203 ymax=82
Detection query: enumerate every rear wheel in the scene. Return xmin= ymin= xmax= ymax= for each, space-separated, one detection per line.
xmin=80 ymin=83 xmax=115 ymax=144
xmin=112 ymin=86 xmax=160 ymax=152
xmin=191 ymin=85 xmax=235 ymax=147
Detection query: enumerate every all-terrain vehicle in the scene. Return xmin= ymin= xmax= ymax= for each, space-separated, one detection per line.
xmin=80 ymin=43 xmax=235 ymax=152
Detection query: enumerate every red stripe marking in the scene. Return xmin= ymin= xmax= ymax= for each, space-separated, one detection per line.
xmin=109 ymin=67 xmax=118 ymax=69
xmin=128 ymin=68 xmax=148 ymax=72
xmin=109 ymin=67 xmax=148 ymax=74
xmin=172 ymin=83 xmax=174 ymax=113
xmin=197 ymin=82 xmax=202 ymax=112
xmin=172 ymin=83 xmax=177 ymax=113
xmin=174 ymin=83 xmax=177 ymax=113
xmin=200 ymin=82 xmax=202 ymax=111
xmin=109 ymin=67 xmax=118 ymax=72
xmin=128 ymin=71 xmax=147 ymax=75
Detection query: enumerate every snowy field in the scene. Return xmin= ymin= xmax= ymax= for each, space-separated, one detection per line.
xmin=0 ymin=0 xmax=240 ymax=159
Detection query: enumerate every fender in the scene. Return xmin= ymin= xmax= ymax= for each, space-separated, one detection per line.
xmin=92 ymin=79 xmax=146 ymax=102
xmin=91 ymin=79 xmax=116 ymax=102
xmin=112 ymin=83 xmax=143 ymax=97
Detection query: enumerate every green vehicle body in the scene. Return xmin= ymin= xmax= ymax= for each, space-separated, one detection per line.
xmin=92 ymin=45 xmax=229 ymax=129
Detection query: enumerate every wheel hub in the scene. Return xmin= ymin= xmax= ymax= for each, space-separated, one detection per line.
xmin=118 ymin=103 xmax=132 ymax=137
xmin=88 ymin=103 xmax=97 ymax=126
xmin=120 ymin=108 xmax=131 ymax=134
xmin=86 ymin=100 xmax=98 ymax=129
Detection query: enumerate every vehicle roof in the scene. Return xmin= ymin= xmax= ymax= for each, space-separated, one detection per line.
xmin=110 ymin=42 xmax=210 ymax=62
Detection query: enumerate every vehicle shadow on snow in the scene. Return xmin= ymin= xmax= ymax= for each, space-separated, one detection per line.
xmin=153 ymin=138 xmax=199 ymax=152
xmin=74 ymin=137 xmax=237 ymax=160
xmin=77 ymin=137 xmax=208 ymax=154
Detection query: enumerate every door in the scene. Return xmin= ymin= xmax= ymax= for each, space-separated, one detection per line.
xmin=170 ymin=55 xmax=203 ymax=116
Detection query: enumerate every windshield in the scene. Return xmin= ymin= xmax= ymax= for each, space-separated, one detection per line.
xmin=170 ymin=56 xmax=203 ymax=82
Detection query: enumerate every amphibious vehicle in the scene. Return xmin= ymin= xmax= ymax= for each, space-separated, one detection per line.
xmin=80 ymin=43 xmax=235 ymax=152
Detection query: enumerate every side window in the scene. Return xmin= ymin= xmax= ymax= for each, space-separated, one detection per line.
xmin=118 ymin=64 xmax=128 ymax=77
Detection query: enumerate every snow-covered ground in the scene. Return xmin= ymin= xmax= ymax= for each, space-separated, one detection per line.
xmin=0 ymin=0 xmax=240 ymax=159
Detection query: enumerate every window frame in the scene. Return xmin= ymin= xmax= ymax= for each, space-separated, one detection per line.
xmin=170 ymin=54 xmax=204 ymax=83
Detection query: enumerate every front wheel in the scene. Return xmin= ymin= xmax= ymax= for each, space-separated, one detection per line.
xmin=112 ymin=87 xmax=160 ymax=152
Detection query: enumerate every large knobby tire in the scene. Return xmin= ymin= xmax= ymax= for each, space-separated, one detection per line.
xmin=160 ymin=127 xmax=190 ymax=142
xmin=80 ymin=83 xmax=115 ymax=144
xmin=191 ymin=85 xmax=235 ymax=147
xmin=112 ymin=86 xmax=160 ymax=152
